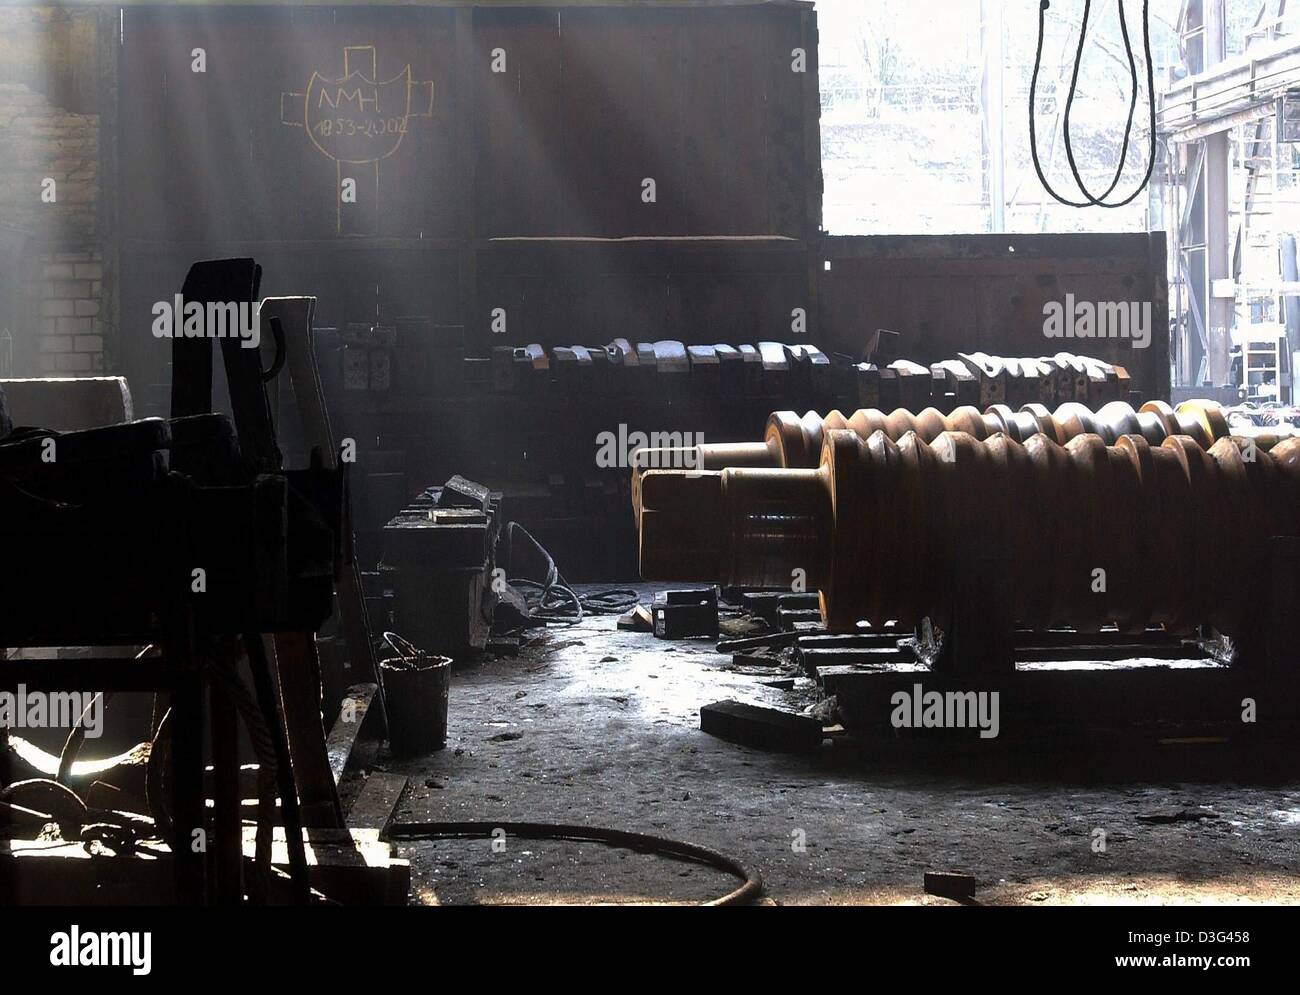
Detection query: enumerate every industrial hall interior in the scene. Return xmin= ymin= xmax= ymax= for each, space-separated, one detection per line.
xmin=3 ymin=0 xmax=1300 ymax=924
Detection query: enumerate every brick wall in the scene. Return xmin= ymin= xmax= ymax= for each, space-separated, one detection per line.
xmin=36 ymin=250 xmax=103 ymax=373
xmin=0 ymin=6 xmax=106 ymax=378
xmin=0 ymin=81 xmax=98 ymax=238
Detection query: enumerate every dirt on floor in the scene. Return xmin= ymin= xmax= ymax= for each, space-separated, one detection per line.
xmin=352 ymin=591 xmax=1300 ymax=906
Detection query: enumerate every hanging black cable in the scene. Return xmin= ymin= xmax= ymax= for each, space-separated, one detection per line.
xmin=1030 ymin=0 xmax=1157 ymax=208
xmin=1063 ymin=0 xmax=1138 ymax=203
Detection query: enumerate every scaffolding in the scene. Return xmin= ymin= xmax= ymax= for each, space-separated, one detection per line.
xmin=1161 ymin=0 xmax=1300 ymax=397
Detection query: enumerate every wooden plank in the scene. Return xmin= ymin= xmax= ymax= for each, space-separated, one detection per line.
xmin=325 ymin=682 xmax=379 ymax=786
xmin=209 ymin=676 xmax=245 ymax=905
xmin=166 ymin=658 xmax=206 ymax=904
xmin=0 ymin=829 xmax=409 ymax=906
xmin=346 ymin=773 xmax=408 ymax=834
xmin=814 ymin=661 xmax=927 ymax=694
xmin=271 ymin=632 xmax=345 ymax=828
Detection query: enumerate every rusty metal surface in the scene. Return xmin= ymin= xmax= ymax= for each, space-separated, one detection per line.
xmin=637 ymin=427 xmax=1300 ymax=637
xmin=632 ymin=399 xmax=1239 ymax=517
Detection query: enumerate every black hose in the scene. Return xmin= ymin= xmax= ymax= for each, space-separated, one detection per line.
xmin=1030 ymin=0 xmax=1157 ymax=208
xmin=501 ymin=522 xmax=638 ymax=626
xmin=386 ymin=821 xmax=763 ymax=906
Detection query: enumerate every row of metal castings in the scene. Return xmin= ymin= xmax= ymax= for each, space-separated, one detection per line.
xmin=637 ymin=414 xmax=1300 ymax=638
xmin=629 ymin=398 xmax=1257 ymax=524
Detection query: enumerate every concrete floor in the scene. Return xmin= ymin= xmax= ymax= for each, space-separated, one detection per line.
xmin=366 ymin=592 xmax=1300 ymax=906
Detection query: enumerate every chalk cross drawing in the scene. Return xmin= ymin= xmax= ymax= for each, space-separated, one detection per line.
xmin=280 ymin=45 xmax=434 ymax=234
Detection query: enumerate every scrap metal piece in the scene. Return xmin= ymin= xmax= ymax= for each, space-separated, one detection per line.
xmin=606 ymin=338 xmax=638 ymax=366
xmin=932 ymin=359 xmax=979 ymax=408
xmin=757 ymin=341 xmax=791 ymax=371
xmin=888 ymin=359 xmax=931 ymax=411
xmin=651 ymin=340 xmax=690 ymax=374
xmin=700 ymin=700 xmax=823 ymax=752
xmin=958 ymin=352 xmax=1006 ymax=406
xmin=652 ymin=587 xmax=720 ymax=639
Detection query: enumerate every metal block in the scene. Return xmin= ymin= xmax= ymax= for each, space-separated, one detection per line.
xmin=652 ymin=587 xmax=719 ymax=639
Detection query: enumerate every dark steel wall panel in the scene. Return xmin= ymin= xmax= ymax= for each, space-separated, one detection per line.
xmin=818 ymin=232 xmax=1171 ymax=401
xmin=475 ymin=238 xmax=808 ymax=346
xmin=114 ymin=3 xmax=818 ymax=391
xmin=118 ymin=4 xmax=812 ymax=243
xmin=474 ymin=7 xmax=565 ymax=237
xmin=120 ymin=5 xmax=459 ymax=243
xmin=474 ymin=6 xmax=809 ymax=238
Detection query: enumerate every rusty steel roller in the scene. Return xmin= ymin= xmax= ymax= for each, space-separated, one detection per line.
xmin=630 ymin=398 xmax=1235 ymax=520
xmin=636 ymin=399 xmax=1233 ymax=474
xmin=632 ymin=404 xmax=997 ymax=476
xmin=637 ymin=430 xmax=1300 ymax=638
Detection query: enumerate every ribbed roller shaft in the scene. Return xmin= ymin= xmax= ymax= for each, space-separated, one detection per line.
xmin=637 ymin=399 xmax=1231 ymax=473
xmin=631 ymin=399 xmax=1242 ymax=522
xmin=638 ymin=431 xmax=1300 ymax=639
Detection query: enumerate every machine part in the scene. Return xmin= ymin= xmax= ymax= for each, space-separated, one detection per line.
xmin=757 ymin=341 xmax=790 ymax=371
xmin=931 ymin=359 xmax=980 ymax=407
xmin=638 ymin=429 xmax=1300 ymax=637
xmin=651 ymin=588 xmax=720 ymax=639
xmin=632 ymin=399 xmax=1234 ymax=520
xmin=263 ymin=295 xmax=384 ymax=727
xmin=957 ymin=352 xmax=1006 ymax=406
xmin=385 ymin=821 xmax=763 ymax=906
xmin=380 ymin=478 xmax=504 ymax=654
